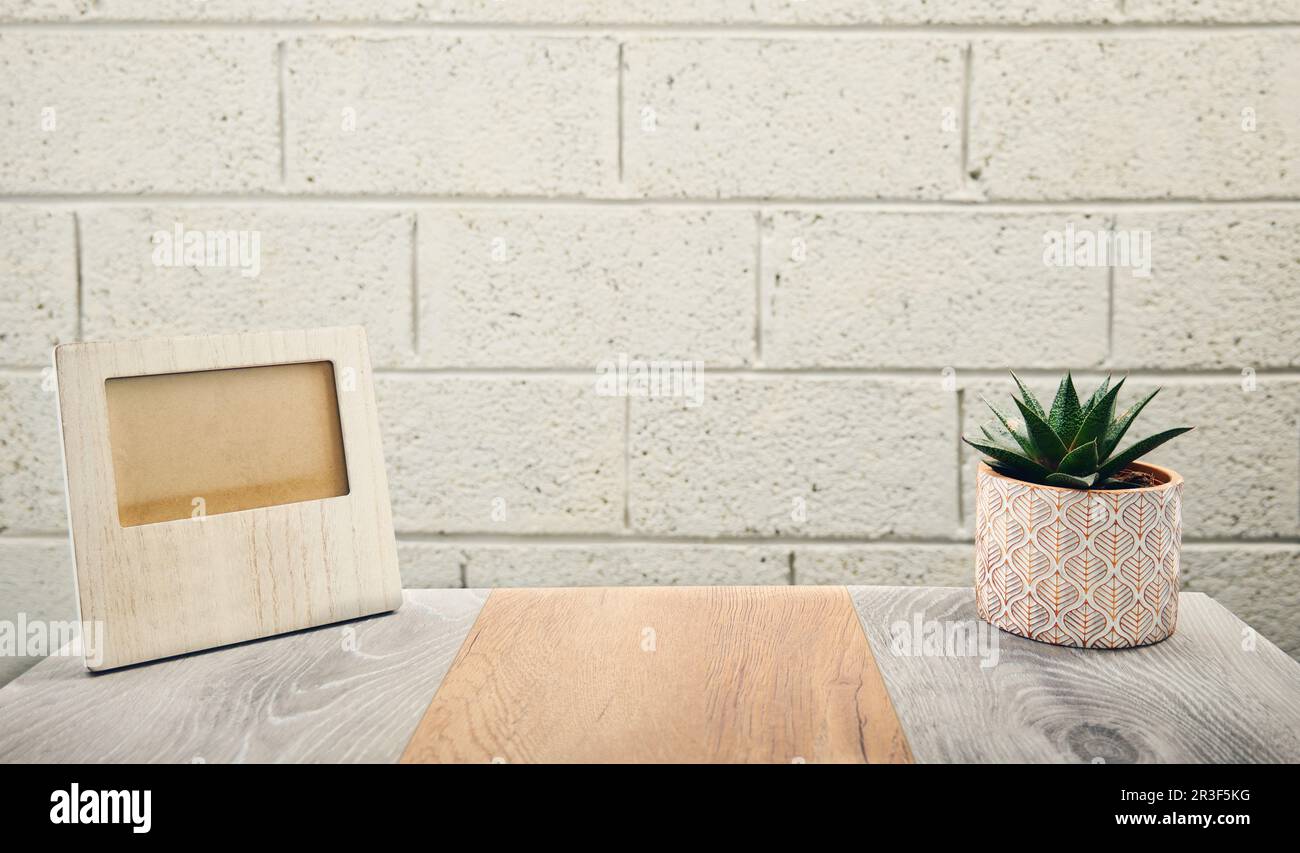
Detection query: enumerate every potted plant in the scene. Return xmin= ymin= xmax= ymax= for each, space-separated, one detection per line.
xmin=964 ymin=373 xmax=1193 ymax=649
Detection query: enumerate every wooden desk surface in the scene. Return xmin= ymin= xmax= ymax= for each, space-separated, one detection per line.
xmin=1 ymin=586 xmax=1298 ymax=763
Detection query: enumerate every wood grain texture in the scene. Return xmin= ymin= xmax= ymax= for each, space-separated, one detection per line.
xmin=400 ymin=586 xmax=913 ymax=764
xmin=55 ymin=326 xmax=402 ymax=670
xmin=0 ymin=589 xmax=486 ymax=763
xmin=5 ymin=585 xmax=1294 ymax=764
xmin=849 ymin=586 xmax=1300 ymax=763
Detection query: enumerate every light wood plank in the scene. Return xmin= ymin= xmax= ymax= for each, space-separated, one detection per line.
xmin=400 ymin=586 xmax=912 ymax=764
xmin=849 ymin=586 xmax=1300 ymax=763
xmin=0 ymin=589 xmax=485 ymax=763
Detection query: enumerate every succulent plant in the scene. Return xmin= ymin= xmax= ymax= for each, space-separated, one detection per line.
xmin=964 ymin=372 xmax=1193 ymax=490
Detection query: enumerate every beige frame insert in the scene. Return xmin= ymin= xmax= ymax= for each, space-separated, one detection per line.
xmin=55 ymin=327 xmax=402 ymax=671
xmin=104 ymin=360 xmax=352 ymax=527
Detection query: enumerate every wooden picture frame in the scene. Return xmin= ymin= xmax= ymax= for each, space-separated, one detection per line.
xmin=55 ymin=327 xmax=402 ymax=671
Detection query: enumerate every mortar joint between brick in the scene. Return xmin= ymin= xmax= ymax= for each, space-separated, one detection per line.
xmin=5 ymin=22 xmax=1300 ymax=34
xmin=8 ymin=365 xmax=1300 ymax=380
xmin=1106 ymin=212 xmax=1117 ymax=365
xmin=388 ymin=533 xmax=1300 ymax=547
xmin=410 ymin=214 xmax=420 ymax=356
xmin=6 ymin=196 xmax=1300 ymax=209
xmin=623 ymin=394 xmax=631 ymax=530
xmin=71 ymin=211 xmax=83 ymax=342
xmin=960 ymin=41 xmax=973 ymax=189
xmin=8 ymin=530 xmax=1295 ymax=547
xmin=616 ymin=41 xmax=625 ymax=185
xmin=276 ymin=40 xmax=288 ymax=186
xmin=955 ymin=387 xmax=965 ymax=532
xmin=753 ymin=210 xmax=765 ymax=366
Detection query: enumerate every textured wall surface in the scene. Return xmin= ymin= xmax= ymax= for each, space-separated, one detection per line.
xmin=1 ymin=2 xmax=1298 ymax=685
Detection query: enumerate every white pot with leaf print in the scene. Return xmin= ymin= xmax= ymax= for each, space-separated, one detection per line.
xmin=965 ymin=373 xmax=1192 ymax=649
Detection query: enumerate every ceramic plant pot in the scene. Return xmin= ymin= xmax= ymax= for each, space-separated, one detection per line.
xmin=974 ymin=461 xmax=1183 ymax=649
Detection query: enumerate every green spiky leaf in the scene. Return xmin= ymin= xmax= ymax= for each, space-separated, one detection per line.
xmin=962 ymin=437 xmax=1052 ymax=480
xmin=1057 ymin=439 xmax=1099 ymax=476
xmin=977 ymin=426 xmax=1029 ymax=460
xmin=1096 ymin=428 xmax=1194 ymax=481
xmin=980 ymin=421 xmax=1021 ymax=451
xmin=1047 ymin=373 xmax=1083 ymax=444
xmin=976 ymin=371 xmax=1192 ymax=491
xmin=1069 ymin=377 xmax=1125 ymax=452
xmin=1102 ymin=387 xmax=1159 ymax=460
xmin=981 ymin=396 xmax=1038 ymax=461
xmin=1079 ymin=375 xmax=1111 ymax=420
xmin=1014 ymin=396 xmax=1068 ymax=468
xmin=1045 ymin=472 xmax=1094 ymax=489
xmin=1009 ymin=370 xmax=1047 ymax=422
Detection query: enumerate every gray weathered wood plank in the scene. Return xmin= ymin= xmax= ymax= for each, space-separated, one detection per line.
xmin=0 ymin=589 xmax=486 ymax=763
xmin=848 ymin=586 xmax=1300 ymax=763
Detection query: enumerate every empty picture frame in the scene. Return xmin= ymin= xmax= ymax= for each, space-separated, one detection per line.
xmin=55 ymin=327 xmax=402 ymax=671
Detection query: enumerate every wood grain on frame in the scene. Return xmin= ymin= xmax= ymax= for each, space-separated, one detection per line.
xmin=55 ymin=327 xmax=402 ymax=671
xmin=400 ymin=586 xmax=914 ymax=764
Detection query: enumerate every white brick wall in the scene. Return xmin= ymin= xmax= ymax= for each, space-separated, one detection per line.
xmin=399 ymin=542 xmax=791 ymax=587
xmin=81 ymin=208 xmax=417 ymax=364
xmin=762 ymin=211 xmax=1111 ymax=367
xmin=0 ymin=538 xmax=75 ymax=686
xmin=285 ymin=36 xmax=619 ymax=195
xmin=377 ymin=376 xmax=625 ymax=533
xmin=969 ymin=35 xmax=1300 ymax=200
xmin=21 ymin=1 xmax=1300 ymax=25
xmin=1 ymin=5 xmax=1298 ymax=685
xmin=1111 ymin=210 xmax=1300 ymax=368
xmin=0 ymin=208 xmax=75 ymax=364
xmin=0 ymin=33 xmax=279 ymax=192
xmin=630 ymin=379 xmax=958 ymax=537
xmin=0 ymin=373 xmax=66 ymax=535
xmin=622 ymin=38 xmax=964 ymax=198
xmin=420 ymin=208 xmax=756 ymax=366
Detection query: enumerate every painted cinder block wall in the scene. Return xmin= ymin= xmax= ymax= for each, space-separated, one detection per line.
xmin=1 ymin=2 xmax=1298 ymax=685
